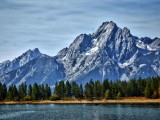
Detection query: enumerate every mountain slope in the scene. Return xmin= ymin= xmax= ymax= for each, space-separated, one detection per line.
xmin=0 ymin=21 xmax=159 ymax=87
xmin=0 ymin=55 xmax=65 ymax=87
xmin=0 ymin=48 xmax=42 ymax=76
xmin=57 ymin=21 xmax=160 ymax=83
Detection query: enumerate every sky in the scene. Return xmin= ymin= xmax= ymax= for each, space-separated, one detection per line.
xmin=0 ymin=0 xmax=160 ymax=62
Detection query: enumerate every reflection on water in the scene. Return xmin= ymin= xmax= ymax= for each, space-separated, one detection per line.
xmin=0 ymin=104 xmax=159 ymax=120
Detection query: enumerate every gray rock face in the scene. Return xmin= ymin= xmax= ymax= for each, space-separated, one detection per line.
xmin=0 ymin=55 xmax=65 ymax=87
xmin=57 ymin=21 xmax=160 ymax=83
xmin=0 ymin=21 xmax=159 ymax=86
xmin=0 ymin=48 xmax=42 ymax=76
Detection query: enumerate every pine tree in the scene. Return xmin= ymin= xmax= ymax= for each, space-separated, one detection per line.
xmin=13 ymin=85 xmax=19 ymax=101
xmin=137 ymin=78 xmax=145 ymax=96
xmin=74 ymin=85 xmax=80 ymax=98
xmin=18 ymin=82 xmax=27 ymax=100
xmin=32 ymin=83 xmax=40 ymax=100
xmin=7 ymin=85 xmax=14 ymax=101
xmin=58 ymin=81 xmax=65 ymax=98
xmin=39 ymin=84 xmax=45 ymax=100
xmin=28 ymin=84 xmax=32 ymax=97
xmin=109 ymin=81 xmax=113 ymax=98
xmin=84 ymin=80 xmax=94 ymax=100
xmin=93 ymin=81 xmax=102 ymax=99
xmin=120 ymin=81 xmax=127 ymax=97
xmin=79 ymin=84 xmax=83 ymax=99
xmin=102 ymin=79 xmax=109 ymax=96
xmin=0 ymin=83 xmax=3 ymax=101
xmin=45 ymin=84 xmax=51 ymax=99
xmin=144 ymin=81 xmax=152 ymax=98
xmin=2 ymin=83 xmax=7 ymax=100
xmin=71 ymin=81 xmax=77 ymax=97
xmin=111 ymin=82 xmax=119 ymax=98
xmin=84 ymin=83 xmax=89 ymax=99
xmin=54 ymin=82 xmax=59 ymax=95
xmin=65 ymin=81 xmax=71 ymax=98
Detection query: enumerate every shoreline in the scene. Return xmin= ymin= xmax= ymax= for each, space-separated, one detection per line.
xmin=0 ymin=98 xmax=160 ymax=104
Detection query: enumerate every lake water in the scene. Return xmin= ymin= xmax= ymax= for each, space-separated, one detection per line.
xmin=0 ymin=104 xmax=159 ymax=120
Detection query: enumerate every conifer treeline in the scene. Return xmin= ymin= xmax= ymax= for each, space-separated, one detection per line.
xmin=54 ymin=77 xmax=160 ymax=100
xmin=0 ymin=76 xmax=159 ymax=101
xmin=0 ymin=83 xmax=51 ymax=101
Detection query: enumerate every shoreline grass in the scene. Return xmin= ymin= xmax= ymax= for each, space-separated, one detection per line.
xmin=0 ymin=97 xmax=160 ymax=104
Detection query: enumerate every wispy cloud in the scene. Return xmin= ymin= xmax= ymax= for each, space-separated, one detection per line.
xmin=0 ymin=0 xmax=159 ymax=62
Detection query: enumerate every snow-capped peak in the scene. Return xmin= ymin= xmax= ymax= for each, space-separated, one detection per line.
xmin=0 ymin=21 xmax=160 ymax=87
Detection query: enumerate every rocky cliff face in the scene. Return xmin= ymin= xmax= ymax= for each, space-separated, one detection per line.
xmin=0 ymin=48 xmax=42 ymax=76
xmin=57 ymin=21 xmax=160 ymax=83
xmin=0 ymin=21 xmax=159 ymax=86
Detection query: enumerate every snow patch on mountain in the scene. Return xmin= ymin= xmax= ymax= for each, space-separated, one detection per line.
xmin=120 ymin=74 xmax=129 ymax=81
xmin=86 ymin=47 xmax=99 ymax=55
xmin=0 ymin=21 xmax=159 ymax=87
xmin=118 ymin=50 xmax=138 ymax=68
xmin=139 ymin=64 xmax=146 ymax=68
xmin=136 ymin=40 xmax=146 ymax=49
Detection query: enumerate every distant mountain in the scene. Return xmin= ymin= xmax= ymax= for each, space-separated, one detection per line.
xmin=0 ymin=21 xmax=160 ymax=87
xmin=0 ymin=48 xmax=42 ymax=76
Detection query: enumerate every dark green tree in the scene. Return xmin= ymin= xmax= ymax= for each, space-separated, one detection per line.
xmin=144 ymin=81 xmax=152 ymax=98
xmin=39 ymin=84 xmax=45 ymax=100
xmin=84 ymin=80 xmax=94 ymax=99
xmin=54 ymin=82 xmax=59 ymax=95
xmin=58 ymin=81 xmax=65 ymax=98
xmin=120 ymin=81 xmax=127 ymax=97
xmin=32 ymin=83 xmax=40 ymax=100
xmin=79 ymin=84 xmax=83 ymax=99
xmin=7 ymin=85 xmax=14 ymax=101
xmin=28 ymin=84 xmax=32 ymax=97
xmin=93 ymin=81 xmax=102 ymax=99
xmin=2 ymin=83 xmax=7 ymax=100
xmin=137 ymin=78 xmax=146 ymax=96
xmin=13 ymin=85 xmax=19 ymax=100
xmin=102 ymin=79 xmax=109 ymax=96
xmin=0 ymin=83 xmax=3 ymax=101
xmin=111 ymin=82 xmax=119 ymax=98
xmin=18 ymin=82 xmax=27 ymax=99
xmin=45 ymin=84 xmax=51 ymax=99
xmin=65 ymin=81 xmax=71 ymax=98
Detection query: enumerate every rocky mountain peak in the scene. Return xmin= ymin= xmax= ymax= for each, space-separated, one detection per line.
xmin=93 ymin=21 xmax=118 ymax=38
xmin=122 ymin=27 xmax=130 ymax=35
xmin=0 ymin=21 xmax=159 ymax=87
xmin=0 ymin=48 xmax=42 ymax=76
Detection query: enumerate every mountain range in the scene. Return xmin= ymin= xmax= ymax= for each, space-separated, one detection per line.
xmin=0 ymin=21 xmax=160 ymax=87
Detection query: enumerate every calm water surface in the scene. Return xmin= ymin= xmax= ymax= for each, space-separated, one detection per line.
xmin=0 ymin=104 xmax=159 ymax=120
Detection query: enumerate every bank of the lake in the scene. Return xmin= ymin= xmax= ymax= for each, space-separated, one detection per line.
xmin=0 ymin=98 xmax=160 ymax=104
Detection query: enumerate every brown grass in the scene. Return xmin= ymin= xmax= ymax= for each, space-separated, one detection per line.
xmin=0 ymin=97 xmax=160 ymax=104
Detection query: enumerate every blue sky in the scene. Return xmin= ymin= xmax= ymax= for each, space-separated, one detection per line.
xmin=0 ymin=0 xmax=160 ymax=62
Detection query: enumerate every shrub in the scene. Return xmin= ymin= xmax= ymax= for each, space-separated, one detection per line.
xmin=14 ymin=97 xmax=19 ymax=101
xmin=50 ymin=94 xmax=60 ymax=101
xmin=116 ymin=92 xmax=121 ymax=99
xmin=104 ymin=90 xmax=110 ymax=100
xmin=24 ymin=96 xmax=32 ymax=101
